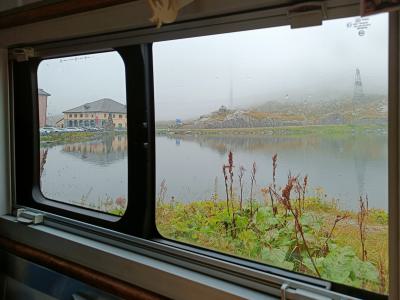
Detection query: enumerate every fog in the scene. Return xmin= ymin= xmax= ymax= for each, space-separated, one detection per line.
xmin=38 ymin=14 xmax=388 ymax=121
xmin=38 ymin=52 xmax=127 ymax=118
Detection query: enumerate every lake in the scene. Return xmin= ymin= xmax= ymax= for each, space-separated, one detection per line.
xmin=158 ymin=132 xmax=388 ymax=211
xmin=40 ymin=131 xmax=388 ymax=211
xmin=40 ymin=134 xmax=128 ymax=209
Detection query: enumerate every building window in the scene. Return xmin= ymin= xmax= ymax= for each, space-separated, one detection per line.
xmin=119 ymin=114 xmax=123 ymax=118
xmin=69 ymin=114 xmax=72 ymax=118
xmin=74 ymin=114 xmax=77 ymax=117
xmin=113 ymin=114 xmax=115 ymax=118
xmin=104 ymin=114 xmax=107 ymax=118
xmin=154 ymin=14 xmax=388 ymax=295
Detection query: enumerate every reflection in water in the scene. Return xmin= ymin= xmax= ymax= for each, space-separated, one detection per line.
xmin=40 ymin=134 xmax=127 ymax=210
xmin=62 ymin=134 xmax=127 ymax=165
xmin=173 ymin=134 xmax=385 ymax=199
xmin=156 ymin=133 xmax=388 ymax=211
xmin=40 ymin=131 xmax=387 ymax=212
xmin=170 ymin=134 xmax=386 ymax=161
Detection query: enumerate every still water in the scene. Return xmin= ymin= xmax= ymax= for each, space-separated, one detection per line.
xmin=40 ymin=132 xmax=388 ymax=211
xmin=40 ymin=134 xmax=128 ymax=207
xmin=156 ymin=133 xmax=388 ymax=211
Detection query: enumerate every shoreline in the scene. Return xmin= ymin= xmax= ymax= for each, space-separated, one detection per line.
xmin=40 ymin=130 xmax=127 ymax=146
xmin=156 ymin=124 xmax=387 ymax=137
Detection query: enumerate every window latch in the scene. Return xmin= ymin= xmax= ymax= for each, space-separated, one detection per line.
xmin=11 ymin=47 xmax=35 ymax=62
xmin=287 ymin=1 xmax=327 ymax=29
xmin=281 ymin=283 xmax=289 ymax=300
xmin=16 ymin=208 xmax=44 ymax=225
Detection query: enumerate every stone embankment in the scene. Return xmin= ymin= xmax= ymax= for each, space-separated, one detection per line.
xmin=193 ymin=109 xmax=304 ymax=129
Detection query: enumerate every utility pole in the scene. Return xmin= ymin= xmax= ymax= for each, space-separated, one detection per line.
xmin=229 ymin=74 xmax=233 ymax=109
xmin=353 ymin=68 xmax=364 ymax=104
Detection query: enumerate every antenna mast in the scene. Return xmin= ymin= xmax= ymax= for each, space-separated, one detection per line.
xmin=353 ymin=68 xmax=364 ymax=103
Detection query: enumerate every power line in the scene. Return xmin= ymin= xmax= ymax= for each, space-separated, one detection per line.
xmin=59 ymin=56 xmax=92 ymax=63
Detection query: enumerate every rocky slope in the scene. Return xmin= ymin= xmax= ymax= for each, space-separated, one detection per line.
xmin=182 ymin=95 xmax=388 ymax=129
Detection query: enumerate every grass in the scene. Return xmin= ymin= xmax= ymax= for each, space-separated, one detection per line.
xmin=156 ymin=152 xmax=388 ymax=294
xmin=40 ymin=131 xmax=127 ymax=145
xmin=40 ymin=132 xmax=99 ymax=144
xmin=71 ymin=193 xmax=127 ymax=216
xmin=156 ymin=124 xmax=387 ymax=138
xmin=157 ymin=199 xmax=387 ymax=293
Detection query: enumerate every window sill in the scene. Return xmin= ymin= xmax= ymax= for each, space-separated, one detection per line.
xmin=0 ymin=215 xmax=270 ymax=300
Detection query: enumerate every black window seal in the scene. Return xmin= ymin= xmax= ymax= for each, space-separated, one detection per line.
xmin=11 ymin=44 xmax=155 ymax=236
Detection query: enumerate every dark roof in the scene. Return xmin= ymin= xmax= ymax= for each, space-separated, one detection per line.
xmin=63 ymin=98 xmax=126 ymax=113
xmin=38 ymin=88 xmax=51 ymax=96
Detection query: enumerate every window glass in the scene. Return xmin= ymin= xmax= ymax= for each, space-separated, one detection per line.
xmin=38 ymin=52 xmax=128 ymax=216
xmin=154 ymin=15 xmax=388 ymax=294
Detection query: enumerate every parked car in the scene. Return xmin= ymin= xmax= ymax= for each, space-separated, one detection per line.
xmin=63 ymin=127 xmax=84 ymax=132
xmin=39 ymin=128 xmax=49 ymax=135
xmin=40 ymin=126 xmax=63 ymax=134
xmin=81 ymin=127 xmax=100 ymax=132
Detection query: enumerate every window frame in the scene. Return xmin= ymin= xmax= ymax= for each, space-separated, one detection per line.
xmin=11 ymin=45 xmax=156 ymax=236
xmin=6 ymin=1 xmax=395 ymax=299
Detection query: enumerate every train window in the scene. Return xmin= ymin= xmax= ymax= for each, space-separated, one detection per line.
xmin=37 ymin=52 xmax=128 ymax=215
xmin=154 ymin=14 xmax=388 ymax=295
xmin=9 ymin=5 xmax=395 ymax=298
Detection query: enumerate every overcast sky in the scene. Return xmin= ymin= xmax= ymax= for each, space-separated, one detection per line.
xmin=38 ymin=14 xmax=388 ymax=121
